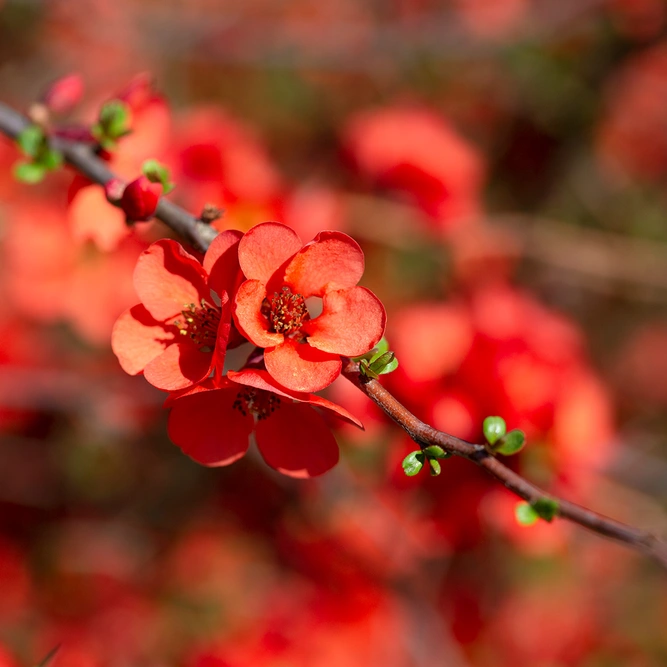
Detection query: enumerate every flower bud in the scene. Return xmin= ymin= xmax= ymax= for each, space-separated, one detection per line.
xmin=120 ymin=176 xmax=161 ymax=222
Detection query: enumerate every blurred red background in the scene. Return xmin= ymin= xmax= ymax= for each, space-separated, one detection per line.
xmin=1 ymin=1 xmax=667 ymax=665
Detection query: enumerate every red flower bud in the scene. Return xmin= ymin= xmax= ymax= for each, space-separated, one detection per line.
xmin=41 ymin=74 xmax=84 ymax=115
xmin=119 ymin=176 xmax=161 ymax=222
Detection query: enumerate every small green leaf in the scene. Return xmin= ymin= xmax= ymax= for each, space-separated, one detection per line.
xmin=359 ymin=359 xmax=378 ymax=379
xmin=531 ymin=497 xmax=559 ymax=522
xmin=515 ymin=502 xmax=539 ymax=526
xmin=17 ymin=125 xmax=44 ymax=157
xmin=428 ymin=457 xmax=441 ymax=476
xmin=423 ymin=445 xmax=451 ymax=460
xmin=368 ymin=351 xmax=397 ymax=376
xmin=13 ymin=161 xmax=46 ymax=184
xmin=93 ymin=100 xmax=132 ymax=147
xmin=373 ymin=337 xmax=390 ymax=356
xmin=402 ymin=450 xmax=424 ymax=476
xmin=142 ymin=159 xmax=175 ymax=194
xmin=483 ymin=416 xmax=506 ymax=445
xmin=39 ymin=147 xmax=64 ymax=171
xmin=495 ymin=429 xmax=526 ymax=456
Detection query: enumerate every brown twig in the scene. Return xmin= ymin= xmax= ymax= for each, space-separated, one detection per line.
xmin=1 ymin=100 xmax=666 ymax=568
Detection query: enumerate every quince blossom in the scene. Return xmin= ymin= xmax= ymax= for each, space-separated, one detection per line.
xmin=112 ymin=231 xmax=243 ymax=391
xmin=166 ymin=368 xmax=363 ymax=478
xmin=233 ymin=222 xmax=386 ymax=393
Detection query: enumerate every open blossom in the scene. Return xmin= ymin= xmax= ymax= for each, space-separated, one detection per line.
xmin=233 ymin=222 xmax=386 ymax=393
xmin=166 ymin=368 xmax=362 ymax=478
xmin=111 ymin=231 xmax=243 ymax=391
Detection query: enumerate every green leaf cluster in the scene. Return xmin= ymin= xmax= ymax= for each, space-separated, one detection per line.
xmin=13 ymin=125 xmax=63 ymax=184
xmin=142 ymin=158 xmax=175 ymax=194
xmin=402 ymin=444 xmax=452 ymax=477
xmin=515 ymin=497 xmax=560 ymax=525
xmin=92 ymin=100 xmax=132 ymax=149
xmin=482 ymin=416 xmax=526 ymax=456
xmin=355 ymin=338 xmax=399 ymax=379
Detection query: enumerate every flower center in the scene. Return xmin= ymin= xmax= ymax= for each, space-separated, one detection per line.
xmin=263 ymin=286 xmax=309 ymax=335
xmin=232 ymin=388 xmax=281 ymax=420
xmin=174 ymin=299 xmax=221 ymax=353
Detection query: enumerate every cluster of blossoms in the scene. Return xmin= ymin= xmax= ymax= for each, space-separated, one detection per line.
xmin=112 ymin=222 xmax=386 ymax=477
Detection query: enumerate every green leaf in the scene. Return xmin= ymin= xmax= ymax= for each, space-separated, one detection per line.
xmin=359 ymin=359 xmax=378 ymax=380
xmin=423 ymin=445 xmax=451 ymax=460
xmin=515 ymin=498 xmax=559 ymax=525
xmin=483 ymin=416 xmax=506 ymax=445
xmin=515 ymin=502 xmax=539 ymax=526
xmin=402 ymin=451 xmax=424 ymax=476
xmin=17 ymin=125 xmax=44 ymax=157
xmin=495 ymin=429 xmax=526 ymax=456
xmin=13 ymin=161 xmax=46 ymax=184
xmin=39 ymin=147 xmax=63 ymax=171
xmin=368 ymin=351 xmax=398 ymax=376
xmin=428 ymin=457 xmax=441 ymax=476
xmin=142 ymin=158 xmax=175 ymax=194
xmin=93 ymin=100 xmax=132 ymax=147
xmin=531 ymin=497 xmax=559 ymax=522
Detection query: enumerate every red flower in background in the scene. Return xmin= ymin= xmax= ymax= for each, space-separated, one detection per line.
xmin=112 ymin=231 xmax=243 ymax=391
xmin=167 ymin=368 xmax=362 ymax=478
xmin=343 ymin=106 xmax=485 ymax=232
xmin=233 ymin=222 xmax=386 ymax=393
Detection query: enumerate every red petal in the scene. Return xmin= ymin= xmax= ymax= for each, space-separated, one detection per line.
xmin=238 ymin=222 xmax=302 ymax=283
xmin=255 ymin=401 xmax=339 ymax=477
xmin=135 ymin=239 xmax=209 ymax=321
xmin=264 ymin=339 xmax=341 ymax=393
xmin=284 ymin=231 xmax=364 ymax=297
xmin=212 ymin=293 xmax=231 ymax=385
xmin=167 ymin=387 xmax=253 ymax=466
xmin=228 ymin=368 xmax=363 ymax=428
xmin=143 ymin=342 xmax=213 ymax=391
xmin=203 ymin=229 xmax=244 ymax=298
xmin=111 ymin=304 xmax=175 ymax=376
xmin=304 ymin=286 xmax=386 ymax=357
xmin=233 ymin=279 xmax=284 ymax=348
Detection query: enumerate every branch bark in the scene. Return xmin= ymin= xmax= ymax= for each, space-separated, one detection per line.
xmin=1 ymin=100 xmax=666 ymax=569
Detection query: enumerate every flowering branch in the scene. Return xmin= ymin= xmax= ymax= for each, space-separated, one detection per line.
xmin=1 ymin=99 xmax=666 ymax=568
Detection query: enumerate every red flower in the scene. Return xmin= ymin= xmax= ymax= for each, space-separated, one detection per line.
xmin=112 ymin=231 xmax=243 ymax=390
xmin=166 ymin=368 xmax=362 ymax=478
xmin=233 ymin=222 xmax=386 ymax=393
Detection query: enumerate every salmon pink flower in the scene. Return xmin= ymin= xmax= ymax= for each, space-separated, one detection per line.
xmin=112 ymin=230 xmax=243 ymax=391
xmin=233 ymin=222 xmax=386 ymax=393
xmin=166 ymin=368 xmax=362 ymax=478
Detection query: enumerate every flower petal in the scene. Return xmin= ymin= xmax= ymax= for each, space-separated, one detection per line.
xmin=143 ymin=342 xmax=213 ymax=391
xmin=238 ymin=222 xmax=302 ymax=283
xmin=304 ymin=286 xmax=386 ymax=356
xmin=111 ymin=304 xmax=176 ymax=376
xmin=203 ymin=229 xmax=244 ymax=298
xmin=284 ymin=231 xmax=364 ymax=297
xmin=135 ymin=239 xmax=209 ymax=321
xmin=167 ymin=387 xmax=253 ymax=466
xmin=255 ymin=401 xmax=339 ymax=478
xmin=264 ymin=339 xmax=341 ymax=393
xmin=233 ymin=279 xmax=284 ymax=348
xmin=228 ymin=368 xmax=363 ymax=428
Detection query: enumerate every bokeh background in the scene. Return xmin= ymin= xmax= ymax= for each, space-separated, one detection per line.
xmin=1 ymin=0 xmax=667 ymax=665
